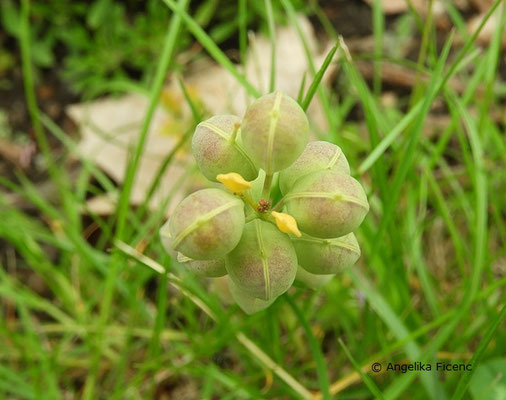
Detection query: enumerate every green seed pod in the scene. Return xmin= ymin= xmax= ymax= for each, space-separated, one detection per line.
xmin=177 ymin=253 xmax=226 ymax=278
xmin=292 ymin=233 xmax=361 ymax=275
xmin=295 ymin=265 xmax=334 ymax=290
xmin=285 ymin=170 xmax=369 ymax=238
xmin=192 ymin=115 xmax=258 ymax=182
xmin=228 ymin=277 xmax=276 ymax=314
xmin=159 ymin=223 xmax=178 ymax=259
xmin=166 ymin=188 xmax=245 ymax=260
xmin=279 ymin=141 xmax=350 ymax=195
xmin=226 ymin=219 xmax=297 ymax=300
xmin=211 ymin=276 xmax=235 ymax=305
xmin=240 ymin=92 xmax=309 ymax=174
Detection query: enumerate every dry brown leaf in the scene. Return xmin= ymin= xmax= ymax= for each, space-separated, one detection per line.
xmin=364 ymin=0 xmax=410 ymax=14
xmin=364 ymin=0 xmax=449 ymax=15
xmin=364 ymin=0 xmax=455 ymax=30
xmin=470 ymin=0 xmax=494 ymax=13
xmin=67 ymin=94 xmax=192 ymax=217
xmin=181 ymin=16 xmax=332 ymax=130
xmin=467 ymin=9 xmax=506 ymax=47
xmin=0 ymin=138 xmax=35 ymax=169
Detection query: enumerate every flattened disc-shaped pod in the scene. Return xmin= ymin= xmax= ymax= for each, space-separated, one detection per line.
xmin=292 ymin=233 xmax=361 ymax=275
xmin=192 ymin=115 xmax=258 ymax=182
xmin=159 ymin=226 xmax=178 ymax=259
xmin=279 ymin=141 xmax=350 ymax=195
xmin=226 ymin=219 xmax=297 ymax=301
xmin=295 ymin=265 xmax=334 ymax=290
xmin=285 ymin=170 xmax=369 ymax=238
xmin=177 ymin=253 xmax=227 ymax=278
xmin=211 ymin=276 xmax=235 ymax=305
xmin=167 ymin=188 xmax=245 ymax=260
xmin=228 ymin=277 xmax=277 ymax=314
xmin=240 ymin=92 xmax=309 ymax=174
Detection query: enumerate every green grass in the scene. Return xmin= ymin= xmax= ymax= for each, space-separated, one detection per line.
xmin=1 ymin=0 xmax=506 ymax=399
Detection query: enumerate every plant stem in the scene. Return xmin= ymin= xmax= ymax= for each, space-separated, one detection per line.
xmin=262 ymin=173 xmax=273 ymax=200
xmin=264 ymin=0 xmax=276 ymax=92
xmin=20 ymin=0 xmax=46 ymax=157
xmin=241 ymin=192 xmax=259 ymax=212
xmin=230 ymin=122 xmax=240 ymax=143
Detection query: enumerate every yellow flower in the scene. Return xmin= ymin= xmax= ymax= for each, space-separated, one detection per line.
xmin=271 ymin=211 xmax=302 ymax=237
xmin=216 ymin=172 xmax=252 ymax=194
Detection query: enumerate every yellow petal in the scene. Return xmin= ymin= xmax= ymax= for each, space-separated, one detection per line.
xmin=216 ymin=172 xmax=252 ymax=194
xmin=271 ymin=211 xmax=302 ymax=237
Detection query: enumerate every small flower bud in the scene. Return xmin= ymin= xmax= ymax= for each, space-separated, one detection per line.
xmin=271 ymin=211 xmax=302 ymax=237
xmin=216 ymin=172 xmax=252 ymax=194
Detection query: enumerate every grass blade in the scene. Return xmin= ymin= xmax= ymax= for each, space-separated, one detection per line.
xmin=115 ymin=241 xmax=314 ymax=399
xmin=301 ymin=42 xmax=338 ymax=111
xmin=349 ymin=269 xmax=446 ymax=399
xmin=372 ymin=0 xmax=384 ymax=95
xmin=265 ymin=0 xmax=276 ymax=92
xmin=358 ymin=101 xmax=423 ymax=174
xmin=297 ymin=72 xmax=307 ymax=103
xmin=162 ymin=0 xmax=260 ymax=97
xmin=82 ymin=1 xmax=190 ymax=398
xmin=285 ymin=294 xmax=331 ymax=400
xmin=338 ymin=338 xmax=386 ymax=400
xmin=450 ymin=303 xmax=506 ymax=400
xmin=371 ymin=0 xmax=502 ymax=257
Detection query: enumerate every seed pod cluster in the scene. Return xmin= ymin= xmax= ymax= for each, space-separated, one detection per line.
xmin=160 ymin=92 xmax=369 ymax=314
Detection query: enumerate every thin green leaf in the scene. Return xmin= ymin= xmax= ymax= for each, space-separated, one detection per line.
xmin=451 ymin=303 xmax=506 ymax=400
xmin=301 ymin=42 xmax=338 ymax=111
xmin=338 ymin=338 xmax=386 ymax=400
xmin=162 ymin=0 xmax=260 ymax=97
xmin=285 ymin=294 xmax=331 ymax=400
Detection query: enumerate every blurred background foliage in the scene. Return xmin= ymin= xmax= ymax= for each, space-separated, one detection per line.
xmin=0 ymin=0 xmax=305 ymax=97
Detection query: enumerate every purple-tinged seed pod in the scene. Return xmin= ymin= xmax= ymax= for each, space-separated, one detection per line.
xmin=165 ymin=188 xmax=245 ymax=260
xmin=292 ymin=233 xmax=361 ymax=275
xmin=177 ymin=253 xmax=227 ymax=278
xmin=285 ymin=170 xmax=369 ymax=238
xmin=279 ymin=141 xmax=350 ymax=195
xmin=192 ymin=115 xmax=258 ymax=182
xmin=226 ymin=219 xmax=297 ymax=301
xmin=211 ymin=276 xmax=234 ymax=305
xmin=159 ymin=225 xmax=178 ymax=259
xmin=240 ymin=92 xmax=309 ymax=174
xmin=294 ymin=265 xmax=334 ymax=290
xmin=228 ymin=277 xmax=277 ymax=314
